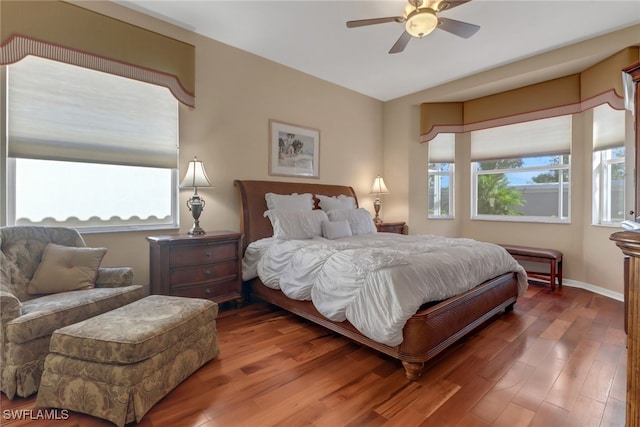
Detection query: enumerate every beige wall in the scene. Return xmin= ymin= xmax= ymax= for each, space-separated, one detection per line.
xmin=384 ymin=25 xmax=640 ymax=297
xmin=66 ymin=2 xmax=383 ymax=291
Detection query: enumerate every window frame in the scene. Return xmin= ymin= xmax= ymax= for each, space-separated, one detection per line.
xmin=471 ymin=154 xmax=571 ymax=224
xmin=6 ymin=158 xmax=180 ymax=234
xmin=593 ymin=147 xmax=625 ymax=226
xmin=428 ymin=162 xmax=455 ymax=219
xmin=469 ymin=115 xmax=572 ymax=224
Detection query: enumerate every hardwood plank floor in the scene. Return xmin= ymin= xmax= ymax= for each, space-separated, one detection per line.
xmin=1 ymin=285 xmax=626 ymax=426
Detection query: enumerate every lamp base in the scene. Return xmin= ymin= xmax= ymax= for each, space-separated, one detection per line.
xmin=373 ymin=197 xmax=382 ymax=224
xmin=186 ymin=194 xmax=206 ymax=235
xmin=188 ymin=223 xmax=206 ymax=235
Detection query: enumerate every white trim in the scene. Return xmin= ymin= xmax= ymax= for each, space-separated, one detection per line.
xmin=561 ymin=278 xmax=623 ymax=302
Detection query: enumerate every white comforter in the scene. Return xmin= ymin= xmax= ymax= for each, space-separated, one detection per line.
xmin=243 ymin=233 xmax=528 ymax=346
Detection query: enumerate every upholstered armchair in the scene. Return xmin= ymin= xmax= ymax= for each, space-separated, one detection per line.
xmin=0 ymin=226 xmax=144 ymax=399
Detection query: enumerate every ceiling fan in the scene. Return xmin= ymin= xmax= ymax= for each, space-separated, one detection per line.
xmin=346 ymin=0 xmax=480 ymax=54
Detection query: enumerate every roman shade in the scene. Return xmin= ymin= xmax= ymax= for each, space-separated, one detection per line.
xmin=7 ymin=55 xmax=178 ymax=169
xmin=421 ymin=47 xmax=639 ymax=143
xmin=470 ymin=115 xmax=571 ymax=161
xmin=428 ymin=133 xmax=455 ymax=163
xmin=593 ymin=103 xmax=626 ymax=151
xmin=0 ymin=0 xmax=195 ymax=108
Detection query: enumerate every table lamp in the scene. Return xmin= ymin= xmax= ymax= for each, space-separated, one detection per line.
xmin=370 ymin=175 xmax=390 ymax=224
xmin=180 ymin=156 xmax=213 ymax=235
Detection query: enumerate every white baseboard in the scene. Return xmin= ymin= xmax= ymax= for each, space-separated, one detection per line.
xmin=561 ymin=278 xmax=623 ymax=302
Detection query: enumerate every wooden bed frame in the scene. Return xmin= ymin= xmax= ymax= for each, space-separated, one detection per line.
xmin=234 ymin=179 xmax=519 ymax=380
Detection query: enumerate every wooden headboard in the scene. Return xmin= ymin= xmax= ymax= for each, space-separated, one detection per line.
xmin=234 ymin=180 xmax=358 ymax=252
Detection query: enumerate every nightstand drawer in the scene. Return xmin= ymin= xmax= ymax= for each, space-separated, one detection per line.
xmin=148 ymin=231 xmax=243 ymax=305
xmin=169 ymin=280 xmax=240 ymax=302
xmin=169 ymin=241 xmax=237 ymax=267
xmin=169 ymin=261 xmax=238 ymax=287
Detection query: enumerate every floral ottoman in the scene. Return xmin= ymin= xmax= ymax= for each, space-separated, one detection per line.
xmin=35 ymin=295 xmax=219 ymax=427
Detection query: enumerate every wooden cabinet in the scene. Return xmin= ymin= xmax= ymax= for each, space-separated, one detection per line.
xmin=611 ymin=233 xmax=640 ymax=427
xmin=147 ymin=231 xmax=243 ymax=304
xmin=628 ymin=61 xmax=640 ymax=221
xmin=376 ymin=221 xmax=407 ymax=234
xmin=611 ymin=60 xmax=640 ymax=427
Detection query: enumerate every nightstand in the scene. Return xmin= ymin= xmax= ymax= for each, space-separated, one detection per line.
xmin=147 ymin=231 xmax=243 ymax=304
xmin=376 ymin=221 xmax=407 ymax=234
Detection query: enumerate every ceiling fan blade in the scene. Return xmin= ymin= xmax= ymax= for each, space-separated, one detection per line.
xmin=437 ymin=0 xmax=472 ymax=12
xmin=389 ymin=31 xmax=412 ymax=54
xmin=437 ymin=17 xmax=480 ymax=38
xmin=346 ymin=16 xmax=403 ymax=28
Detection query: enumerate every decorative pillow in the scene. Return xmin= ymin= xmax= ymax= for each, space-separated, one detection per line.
xmin=264 ymin=209 xmax=329 ymax=240
xmin=27 ymin=243 xmax=107 ymax=295
xmin=321 ymin=220 xmax=353 ymax=240
xmin=327 ymin=208 xmax=377 ymax=235
xmin=265 ymin=192 xmax=314 ymax=211
xmin=316 ymin=194 xmax=357 ymax=211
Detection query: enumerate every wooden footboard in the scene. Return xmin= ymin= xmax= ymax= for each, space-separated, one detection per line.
xmin=247 ymin=272 xmax=518 ymax=380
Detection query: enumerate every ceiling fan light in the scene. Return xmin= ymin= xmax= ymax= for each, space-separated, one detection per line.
xmin=405 ymin=9 xmax=438 ymax=38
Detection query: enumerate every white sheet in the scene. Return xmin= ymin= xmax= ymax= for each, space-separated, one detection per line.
xmin=243 ymin=233 xmax=527 ymax=346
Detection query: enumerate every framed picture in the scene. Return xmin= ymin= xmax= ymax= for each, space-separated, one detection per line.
xmin=269 ymin=120 xmax=320 ymax=178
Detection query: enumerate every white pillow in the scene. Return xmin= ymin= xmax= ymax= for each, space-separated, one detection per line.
xmin=321 ymin=220 xmax=353 ymax=240
xmin=327 ymin=208 xmax=377 ymax=235
xmin=316 ymin=194 xmax=357 ymax=211
xmin=265 ymin=192 xmax=314 ymax=211
xmin=264 ymin=209 xmax=329 ymax=240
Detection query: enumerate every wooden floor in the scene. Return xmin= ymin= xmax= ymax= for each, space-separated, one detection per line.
xmin=1 ymin=284 xmax=627 ymax=427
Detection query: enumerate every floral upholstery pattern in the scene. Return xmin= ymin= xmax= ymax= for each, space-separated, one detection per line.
xmin=0 ymin=226 xmax=143 ymax=400
xmin=95 ymin=267 xmax=134 ymax=288
xmin=50 ymin=295 xmax=219 ymax=364
xmin=7 ymin=287 xmax=145 ymax=344
xmin=36 ymin=295 xmax=220 ymax=427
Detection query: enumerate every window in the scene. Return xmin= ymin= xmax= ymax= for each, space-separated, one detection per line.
xmin=6 ymin=56 xmax=179 ymax=232
xmin=470 ymin=115 xmax=572 ymax=222
xmin=593 ymin=104 xmax=626 ymax=225
xmin=428 ymin=133 xmax=454 ymax=218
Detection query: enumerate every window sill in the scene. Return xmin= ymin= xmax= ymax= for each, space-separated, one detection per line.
xmin=471 ymin=215 xmax=570 ymax=225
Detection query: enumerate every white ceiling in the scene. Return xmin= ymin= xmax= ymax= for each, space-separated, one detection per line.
xmin=118 ymin=0 xmax=640 ymax=101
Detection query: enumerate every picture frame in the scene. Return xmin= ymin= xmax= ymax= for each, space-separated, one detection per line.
xmin=269 ymin=119 xmax=320 ymax=178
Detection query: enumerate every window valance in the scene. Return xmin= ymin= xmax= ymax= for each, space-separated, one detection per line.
xmin=420 ymin=47 xmax=639 ymax=143
xmin=0 ymin=0 xmax=195 ymax=108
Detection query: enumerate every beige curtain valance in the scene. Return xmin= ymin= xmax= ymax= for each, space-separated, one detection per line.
xmin=420 ymin=47 xmax=640 ymax=143
xmin=0 ymin=0 xmax=195 ymax=108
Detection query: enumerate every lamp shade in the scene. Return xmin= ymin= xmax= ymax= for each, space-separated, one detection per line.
xmin=180 ymin=156 xmax=213 ymax=188
xmin=370 ymin=176 xmax=390 ymax=195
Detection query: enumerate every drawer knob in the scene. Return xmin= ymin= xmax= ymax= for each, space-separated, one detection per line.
xmin=204 ymin=251 xmax=212 ymax=257
xmin=204 ymin=288 xmax=212 ymax=295
xmin=203 ymin=269 xmax=212 ymax=276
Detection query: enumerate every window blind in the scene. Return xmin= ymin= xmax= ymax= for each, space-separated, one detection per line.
xmin=470 ymin=115 xmax=571 ymax=161
xmin=8 ymin=55 xmax=178 ymax=169
xmin=593 ymin=103 xmax=626 ymax=151
xmin=428 ymin=133 xmax=455 ymax=163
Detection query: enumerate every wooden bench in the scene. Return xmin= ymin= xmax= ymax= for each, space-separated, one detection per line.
xmin=500 ymin=244 xmax=563 ymax=291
